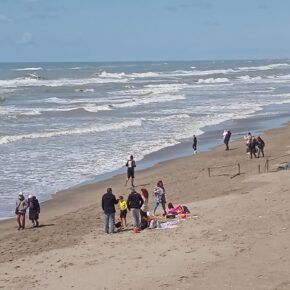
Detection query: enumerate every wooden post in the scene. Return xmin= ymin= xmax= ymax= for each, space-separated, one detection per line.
xmin=237 ymin=163 xmax=240 ymax=175
xmin=266 ymin=159 xmax=269 ymax=173
xmin=208 ymin=168 xmax=211 ymax=177
xmin=258 ymin=164 xmax=261 ymax=174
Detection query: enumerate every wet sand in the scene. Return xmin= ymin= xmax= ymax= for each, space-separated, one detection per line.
xmin=1 ymin=121 xmax=290 ymax=289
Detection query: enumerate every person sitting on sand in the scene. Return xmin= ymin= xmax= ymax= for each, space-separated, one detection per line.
xmin=102 ymin=188 xmax=119 ymax=234
xmin=166 ymin=202 xmax=190 ymax=217
xmin=256 ymin=136 xmax=265 ymax=158
xmin=118 ymin=195 xmax=128 ymax=228
xmin=28 ymin=194 xmax=40 ymax=227
xmin=153 ymin=180 xmax=166 ymax=216
xmin=15 ymin=192 xmax=28 ymax=230
xmin=125 ymin=155 xmax=136 ymax=187
xmin=127 ymin=188 xmax=143 ymax=232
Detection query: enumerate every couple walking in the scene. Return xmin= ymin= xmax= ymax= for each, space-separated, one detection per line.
xmin=15 ymin=192 xmax=40 ymax=230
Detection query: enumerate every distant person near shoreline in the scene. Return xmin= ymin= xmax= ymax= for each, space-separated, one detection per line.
xmin=223 ymin=130 xmax=231 ymax=151
xmin=15 ymin=192 xmax=28 ymax=230
xmin=28 ymin=194 xmax=40 ymax=228
xmin=125 ymin=155 xmax=136 ymax=187
xmin=192 ymin=134 xmax=197 ymax=154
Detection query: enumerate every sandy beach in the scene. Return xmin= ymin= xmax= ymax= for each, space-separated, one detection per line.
xmin=1 ymin=121 xmax=290 ymax=290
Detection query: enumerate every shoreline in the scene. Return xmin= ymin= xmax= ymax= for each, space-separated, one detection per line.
xmin=1 ymin=112 xmax=290 ymax=289
xmin=1 ymin=102 xmax=290 ymax=225
xmin=1 ymin=105 xmax=290 ymax=231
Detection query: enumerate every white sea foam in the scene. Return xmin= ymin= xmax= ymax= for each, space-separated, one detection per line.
xmin=238 ymin=63 xmax=290 ymax=71
xmin=197 ymin=77 xmax=229 ymax=84
xmin=0 ymin=119 xmax=142 ymax=145
xmin=0 ymin=76 xmax=129 ymax=88
xmin=13 ymin=67 xmax=43 ymax=71
xmin=237 ymin=75 xmax=263 ymax=82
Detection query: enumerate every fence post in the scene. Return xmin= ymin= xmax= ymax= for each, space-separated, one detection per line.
xmin=266 ymin=159 xmax=269 ymax=173
xmin=237 ymin=163 xmax=240 ymax=175
xmin=258 ymin=164 xmax=261 ymax=174
xmin=208 ymin=168 xmax=211 ymax=177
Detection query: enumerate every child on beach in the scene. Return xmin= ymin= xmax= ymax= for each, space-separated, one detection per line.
xmin=118 ymin=196 xmax=128 ymax=227
xmin=153 ymin=180 xmax=166 ymax=216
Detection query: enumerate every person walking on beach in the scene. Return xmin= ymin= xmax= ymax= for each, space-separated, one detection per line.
xmin=256 ymin=136 xmax=265 ymax=158
xmin=127 ymin=188 xmax=143 ymax=232
xmin=15 ymin=192 xmax=28 ymax=230
xmin=153 ymin=180 xmax=167 ymax=216
xmin=125 ymin=155 xmax=136 ymax=187
xmin=192 ymin=134 xmax=197 ymax=154
xmin=244 ymin=132 xmax=252 ymax=153
xmin=249 ymin=136 xmax=257 ymax=159
xmin=28 ymin=194 xmax=40 ymax=227
xmin=101 ymin=188 xmax=119 ymax=234
xmin=118 ymin=195 xmax=128 ymax=228
xmin=223 ymin=130 xmax=231 ymax=151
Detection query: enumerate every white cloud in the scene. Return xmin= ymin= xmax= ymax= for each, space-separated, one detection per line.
xmin=0 ymin=14 xmax=11 ymax=22
xmin=18 ymin=32 xmax=33 ymax=44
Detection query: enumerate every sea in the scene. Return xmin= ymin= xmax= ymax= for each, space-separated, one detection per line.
xmin=1 ymin=60 xmax=290 ymax=219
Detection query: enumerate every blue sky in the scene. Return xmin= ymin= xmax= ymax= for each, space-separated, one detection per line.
xmin=0 ymin=0 xmax=290 ymax=62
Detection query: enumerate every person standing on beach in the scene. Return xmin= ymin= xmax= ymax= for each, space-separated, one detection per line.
xmin=256 ymin=136 xmax=265 ymax=158
xmin=223 ymin=130 xmax=231 ymax=151
xmin=249 ymin=136 xmax=257 ymax=159
xmin=15 ymin=192 xmax=28 ymax=230
xmin=118 ymin=195 xmax=128 ymax=228
xmin=153 ymin=180 xmax=167 ymax=216
xmin=140 ymin=188 xmax=149 ymax=218
xmin=127 ymin=188 xmax=143 ymax=231
xmin=28 ymin=194 xmax=40 ymax=227
xmin=192 ymin=135 xmax=197 ymax=154
xmin=101 ymin=188 xmax=119 ymax=234
xmin=125 ymin=155 xmax=136 ymax=187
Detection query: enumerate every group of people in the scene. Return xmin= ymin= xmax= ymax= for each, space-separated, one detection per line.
xmin=244 ymin=132 xmax=265 ymax=159
xmin=101 ymin=179 xmax=187 ymax=234
xmin=15 ymin=192 xmax=40 ymax=230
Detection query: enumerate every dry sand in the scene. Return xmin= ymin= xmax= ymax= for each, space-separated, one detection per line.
xmin=1 ymin=122 xmax=290 ymax=289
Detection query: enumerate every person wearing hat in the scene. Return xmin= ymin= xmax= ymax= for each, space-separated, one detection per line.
xmin=15 ymin=192 xmax=28 ymax=230
xmin=28 ymin=194 xmax=40 ymax=227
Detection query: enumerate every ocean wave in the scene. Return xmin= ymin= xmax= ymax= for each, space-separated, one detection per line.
xmin=146 ymin=113 xmax=191 ymax=122
xmin=111 ymin=94 xmax=185 ymax=109
xmin=197 ymin=77 xmax=229 ymax=84
xmin=13 ymin=67 xmax=43 ymax=71
xmin=75 ymin=88 xmax=95 ymax=93
xmin=237 ymin=75 xmax=263 ymax=82
xmin=0 ymin=119 xmax=142 ymax=145
xmin=0 ymin=76 xmax=129 ymax=88
xmin=238 ymin=63 xmax=290 ymax=71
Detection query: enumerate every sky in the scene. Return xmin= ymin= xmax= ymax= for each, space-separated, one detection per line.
xmin=0 ymin=0 xmax=290 ymax=62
